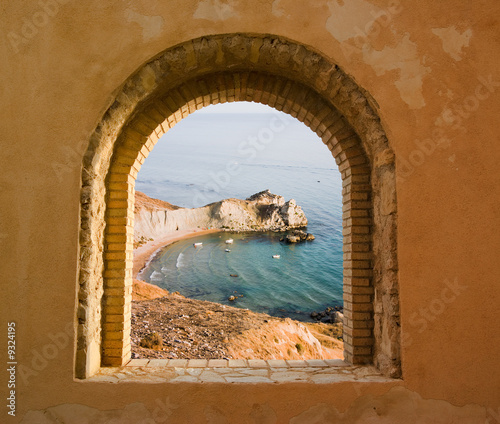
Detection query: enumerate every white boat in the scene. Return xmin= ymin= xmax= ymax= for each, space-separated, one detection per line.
xmin=225 ymin=249 xmax=231 ymax=252
xmin=225 ymin=239 xmax=233 ymax=244
xmin=193 ymin=242 xmax=203 ymax=247
xmin=272 ymin=255 xmax=280 ymax=259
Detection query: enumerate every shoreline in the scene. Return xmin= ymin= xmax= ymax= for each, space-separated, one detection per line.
xmin=133 ymin=226 xmax=304 ymax=279
xmin=133 ymin=228 xmax=221 ymax=278
xmin=133 ymin=228 xmax=343 ymax=323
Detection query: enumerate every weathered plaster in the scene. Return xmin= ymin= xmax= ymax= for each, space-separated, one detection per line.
xmin=19 ymin=387 xmax=495 ymax=423
xmin=193 ymin=0 xmax=239 ymax=21
xmin=272 ymin=0 xmax=286 ymax=18
xmin=325 ymin=1 xmax=428 ymax=109
xmin=124 ymin=9 xmax=164 ymax=42
xmin=21 ymin=402 xmax=162 ymax=424
xmin=290 ymin=386 xmax=492 ymax=423
xmin=432 ymin=26 xmax=472 ymax=61
xmin=326 ymin=0 xmax=383 ymax=42
xmin=361 ymin=33 xmax=430 ymax=109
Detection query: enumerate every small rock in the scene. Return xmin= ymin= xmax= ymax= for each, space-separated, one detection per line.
xmin=334 ymin=311 xmax=344 ymax=323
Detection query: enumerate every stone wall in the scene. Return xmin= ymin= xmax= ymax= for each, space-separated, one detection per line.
xmin=1 ymin=1 xmax=499 ymax=422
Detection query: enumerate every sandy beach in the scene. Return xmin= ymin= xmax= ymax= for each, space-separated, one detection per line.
xmin=133 ymin=228 xmax=221 ymax=278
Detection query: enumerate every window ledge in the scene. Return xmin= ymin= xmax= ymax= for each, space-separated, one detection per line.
xmin=87 ymin=359 xmax=396 ymax=384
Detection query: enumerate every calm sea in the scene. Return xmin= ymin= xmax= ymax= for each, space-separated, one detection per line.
xmin=136 ymin=104 xmax=343 ymax=321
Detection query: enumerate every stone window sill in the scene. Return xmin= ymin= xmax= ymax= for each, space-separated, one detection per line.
xmin=87 ymin=359 xmax=396 ymax=384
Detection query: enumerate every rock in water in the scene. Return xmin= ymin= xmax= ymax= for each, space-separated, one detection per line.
xmin=286 ymin=235 xmax=301 ymax=243
xmin=284 ymin=229 xmax=315 ymax=244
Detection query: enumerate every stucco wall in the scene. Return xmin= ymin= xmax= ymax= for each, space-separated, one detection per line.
xmin=0 ymin=1 xmax=499 ymax=422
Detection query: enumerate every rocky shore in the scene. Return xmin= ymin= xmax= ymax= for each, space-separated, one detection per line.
xmin=310 ymin=306 xmax=344 ymax=324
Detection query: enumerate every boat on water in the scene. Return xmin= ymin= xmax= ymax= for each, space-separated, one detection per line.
xmin=225 ymin=249 xmax=231 ymax=252
xmin=225 ymin=239 xmax=233 ymax=244
xmin=193 ymin=242 xmax=203 ymax=247
xmin=272 ymin=255 xmax=280 ymax=259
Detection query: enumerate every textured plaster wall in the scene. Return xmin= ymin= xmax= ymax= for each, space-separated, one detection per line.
xmin=0 ymin=1 xmax=499 ymax=422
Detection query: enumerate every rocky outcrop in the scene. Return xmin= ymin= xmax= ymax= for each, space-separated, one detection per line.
xmin=311 ymin=306 xmax=344 ymax=324
xmin=134 ymin=190 xmax=308 ymax=242
xmin=281 ymin=229 xmax=316 ymax=243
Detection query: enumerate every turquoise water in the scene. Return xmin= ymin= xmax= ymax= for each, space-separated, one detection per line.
xmin=136 ymin=103 xmax=343 ymax=321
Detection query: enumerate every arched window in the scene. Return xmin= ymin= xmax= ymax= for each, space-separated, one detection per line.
xmin=76 ymin=34 xmax=400 ymax=379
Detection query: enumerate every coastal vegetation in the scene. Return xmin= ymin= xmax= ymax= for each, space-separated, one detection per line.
xmin=131 ymin=280 xmax=343 ymax=361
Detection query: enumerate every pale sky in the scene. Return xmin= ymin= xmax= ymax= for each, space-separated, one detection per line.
xmin=195 ymin=101 xmax=278 ymax=114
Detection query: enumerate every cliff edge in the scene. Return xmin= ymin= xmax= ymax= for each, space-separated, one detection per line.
xmin=131 ymin=281 xmax=343 ymax=361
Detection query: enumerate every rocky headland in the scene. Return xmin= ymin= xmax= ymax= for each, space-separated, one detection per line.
xmin=134 ymin=189 xmax=308 ymax=244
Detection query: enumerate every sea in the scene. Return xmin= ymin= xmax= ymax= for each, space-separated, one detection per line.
xmin=136 ymin=103 xmax=343 ymax=322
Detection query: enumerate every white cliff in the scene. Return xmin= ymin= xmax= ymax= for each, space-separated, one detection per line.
xmin=134 ymin=190 xmax=308 ymax=242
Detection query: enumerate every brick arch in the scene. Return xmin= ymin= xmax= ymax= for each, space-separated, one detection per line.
xmin=77 ymin=34 xmax=400 ymax=379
